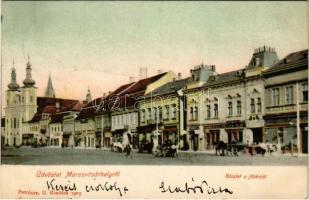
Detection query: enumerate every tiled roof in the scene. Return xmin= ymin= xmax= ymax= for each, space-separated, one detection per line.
xmin=263 ymin=49 xmax=308 ymax=75
xmin=145 ymin=78 xmax=190 ymax=98
xmin=75 ymin=106 xmax=97 ymax=120
xmin=28 ymin=97 xmax=81 ymax=123
xmin=202 ymin=69 xmax=246 ymax=88
xmin=37 ymin=97 xmax=81 ymax=113
xmin=118 ymin=72 xmax=167 ymax=95
xmin=107 ymin=72 xmax=168 ymax=110
xmin=107 ymin=82 xmax=135 ymax=97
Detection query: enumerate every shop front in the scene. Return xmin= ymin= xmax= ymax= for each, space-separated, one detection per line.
xmin=22 ymin=133 xmax=35 ymax=146
xmin=204 ymin=123 xmax=223 ymax=150
xmin=162 ymin=126 xmax=178 ymax=145
xmin=225 ymin=120 xmax=245 ymax=144
xmin=188 ymin=126 xmax=199 ymax=151
xmin=62 ymin=132 xmax=71 ymax=147
xmin=265 ymin=112 xmax=308 ymax=154
xmin=95 ymin=128 xmax=112 ymax=148
xmin=137 ymin=124 xmax=156 ymax=153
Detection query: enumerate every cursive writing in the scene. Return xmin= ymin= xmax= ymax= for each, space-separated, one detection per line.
xmin=46 ymin=179 xmax=77 ymax=191
xmin=85 ymin=179 xmax=129 ymax=197
xmin=159 ymin=178 xmax=233 ymax=195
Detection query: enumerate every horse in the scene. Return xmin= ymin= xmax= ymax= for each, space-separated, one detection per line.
xmin=215 ymin=141 xmax=228 ymax=156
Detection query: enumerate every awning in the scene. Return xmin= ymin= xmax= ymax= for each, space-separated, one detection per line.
xmin=22 ymin=134 xmax=34 ymax=138
xmin=63 ymin=132 xmax=72 ymax=136
xmin=137 ymin=124 xmax=156 ymax=133
xmin=163 ymin=126 xmax=177 ymax=132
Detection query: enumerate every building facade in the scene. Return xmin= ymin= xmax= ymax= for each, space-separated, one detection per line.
xmin=185 ymin=47 xmax=279 ymax=151
xmin=5 ymin=59 xmax=37 ymax=146
xmin=263 ymin=49 xmax=308 ymax=154
xmin=138 ymin=76 xmax=189 ymax=149
xmin=111 ymin=71 xmax=176 ymax=149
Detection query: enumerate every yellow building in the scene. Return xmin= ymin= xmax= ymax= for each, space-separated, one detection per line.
xmin=138 ymin=75 xmax=189 ymax=149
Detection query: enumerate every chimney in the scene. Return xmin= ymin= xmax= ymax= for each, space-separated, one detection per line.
xmin=103 ymin=93 xmax=106 ymax=98
xmin=129 ymin=76 xmax=135 ymax=83
xmin=210 ymin=65 xmax=216 ymax=72
xmin=157 ymin=69 xmax=163 ymax=74
xmin=139 ymin=67 xmax=148 ymax=80
xmin=177 ymin=73 xmax=182 ymax=80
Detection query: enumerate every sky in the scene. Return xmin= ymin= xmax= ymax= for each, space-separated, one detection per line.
xmin=1 ymin=1 xmax=308 ymax=105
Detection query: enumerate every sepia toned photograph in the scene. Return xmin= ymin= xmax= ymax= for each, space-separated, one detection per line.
xmin=1 ymin=1 xmax=307 ymax=168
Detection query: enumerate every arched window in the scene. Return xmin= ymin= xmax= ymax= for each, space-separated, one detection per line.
xmin=194 ymin=106 xmax=198 ymax=120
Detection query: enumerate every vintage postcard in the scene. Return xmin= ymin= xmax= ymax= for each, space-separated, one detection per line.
xmin=0 ymin=1 xmax=308 ymax=199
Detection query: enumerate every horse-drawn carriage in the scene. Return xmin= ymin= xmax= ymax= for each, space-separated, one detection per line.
xmin=215 ymin=141 xmax=278 ymax=156
xmin=153 ymin=143 xmax=178 ymax=157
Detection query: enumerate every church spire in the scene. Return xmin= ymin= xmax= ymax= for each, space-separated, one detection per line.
xmin=85 ymin=87 xmax=92 ymax=103
xmin=8 ymin=59 xmax=20 ymax=91
xmin=45 ymin=74 xmax=55 ymax=98
xmin=23 ymin=55 xmax=36 ymax=87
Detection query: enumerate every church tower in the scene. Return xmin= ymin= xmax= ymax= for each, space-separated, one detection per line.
xmin=5 ymin=57 xmax=37 ymax=146
xmin=83 ymin=87 xmax=92 ymax=104
xmin=45 ymin=74 xmax=56 ymax=98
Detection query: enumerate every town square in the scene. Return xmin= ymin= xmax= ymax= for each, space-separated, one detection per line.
xmin=1 ymin=2 xmax=308 ymax=165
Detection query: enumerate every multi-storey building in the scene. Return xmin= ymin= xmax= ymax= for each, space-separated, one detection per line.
xmin=138 ymin=75 xmax=189 ymax=149
xmin=111 ymin=71 xmax=175 ymax=148
xmin=184 ymin=63 xmax=217 ymax=150
xmin=74 ymin=104 xmax=97 ymax=148
xmin=185 ymin=47 xmax=279 ymax=151
xmin=263 ymin=49 xmax=308 ymax=154
xmin=24 ymin=97 xmax=81 ymax=146
xmin=63 ymin=111 xmax=80 ymax=147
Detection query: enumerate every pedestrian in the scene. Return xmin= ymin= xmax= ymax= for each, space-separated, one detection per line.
xmin=125 ymin=144 xmax=132 ymax=158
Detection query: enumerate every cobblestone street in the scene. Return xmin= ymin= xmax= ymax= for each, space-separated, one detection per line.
xmin=1 ymin=147 xmax=307 ymax=165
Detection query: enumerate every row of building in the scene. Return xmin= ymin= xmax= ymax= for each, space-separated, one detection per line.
xmin=2 ymin=46 xmax=308 ymax=153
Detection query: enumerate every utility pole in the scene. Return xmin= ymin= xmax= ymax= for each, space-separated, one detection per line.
xmin=156 ymin=106 xmax=159 ymax=144
xmin=101 ymin=114 xmax=104 ymax=148
xmin=296 ymin=82 xmax=301 ymax=155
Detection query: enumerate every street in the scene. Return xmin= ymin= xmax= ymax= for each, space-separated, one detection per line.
xmin=1 ymin=147 xmax=307 ymax=165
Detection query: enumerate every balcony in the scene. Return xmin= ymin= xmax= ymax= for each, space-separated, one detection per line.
xmin=266 ymin=104 xmax=296 ymax=113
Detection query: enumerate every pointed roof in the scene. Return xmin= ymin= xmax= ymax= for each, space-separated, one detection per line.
xmin=45 ymin=74 xmax=55 ymax=98
xmin=85 ymin=87 xmax=92 ymax=103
